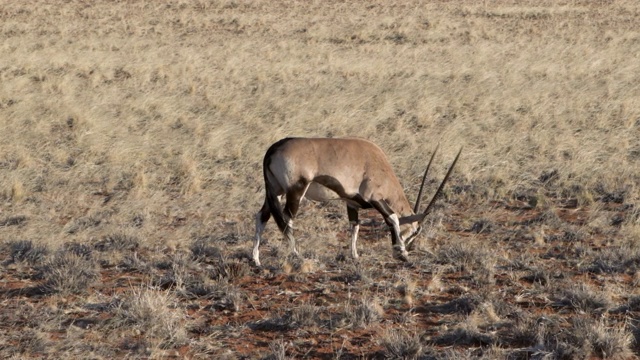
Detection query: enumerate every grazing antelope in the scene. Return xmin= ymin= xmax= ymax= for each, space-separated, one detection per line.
xmin=253 ymin=137 xmax=461 ymax=266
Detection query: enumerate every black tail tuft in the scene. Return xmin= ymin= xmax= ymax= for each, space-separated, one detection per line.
xmin=265 ymin=178 xmax=287 ymax=232
xmin=263 ymin=138 xmax=295 ymax=233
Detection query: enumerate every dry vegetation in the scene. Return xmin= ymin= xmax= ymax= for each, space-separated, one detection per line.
xmin=1 ymin=0 xmax=640 ymax=358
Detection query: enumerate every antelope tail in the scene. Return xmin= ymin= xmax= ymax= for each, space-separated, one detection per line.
xmin=263 ymin=155 xmax=288 ymax=233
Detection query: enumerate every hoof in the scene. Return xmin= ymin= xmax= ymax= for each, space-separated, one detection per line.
xmin=394 ymin=251 xmax=410 ymax=262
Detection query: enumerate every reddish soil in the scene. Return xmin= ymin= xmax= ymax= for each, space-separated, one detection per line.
xmin=1 ymin=199 xmax=638 ymax=358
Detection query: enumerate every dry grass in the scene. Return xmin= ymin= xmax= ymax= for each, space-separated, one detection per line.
xmin=1 ymin=0 xmax=640 ymax=358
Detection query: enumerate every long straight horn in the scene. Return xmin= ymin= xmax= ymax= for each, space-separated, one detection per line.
xmin=413 ymin=144 xmax=439 ymax=213
xmin=399 ymin=147 xmax=462 ymax=226
xmin=419 ymin=147 xmax=462 ymax=225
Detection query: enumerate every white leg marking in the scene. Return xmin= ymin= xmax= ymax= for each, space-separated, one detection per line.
xmin=286 ymin=219 xmax=299 ymax=255
xmin=253 ymin=213 xmax=265 ymax=266
xmin=388 ymin=214 xmax=409 ymax=260
xmin=350 ymin=222 xmax=360 ymax=259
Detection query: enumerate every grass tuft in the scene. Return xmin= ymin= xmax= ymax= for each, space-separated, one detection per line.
xmin=112 ymin=286 xmax=188 ymax=349
xmin=379 ymin=329 xmax=423 ymax=360
xmin=553 ymin=283 xmax=612 ymax=314
xmin=4 ymin=239 xmax=48 ymax=265
xmin=36 ymin=250 xmax=98 ymax=294
xmin=94 ymin=233 xmax=139 ymax=252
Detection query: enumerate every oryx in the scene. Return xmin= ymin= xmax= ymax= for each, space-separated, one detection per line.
xmin=253 ymin=137 xmax=461 ymax=266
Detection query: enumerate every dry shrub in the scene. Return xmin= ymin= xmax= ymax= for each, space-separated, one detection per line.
xmin=93 ymin=233 xmax=139 ymax=252
xmin=379 ymin=329 xmax=423 ymax=360
xmin=433 ymin=239 xmax=496 ymax=284
xmin=4 ymin=239 xmax=48 ymax=265
xmin=331 ymin=296 xmax=384 ymax=330
xmin=265 ymin=338 xmax=290 ymax=360
xmin=113 ymin=286 xmax=188 ymax=349
xmin=347 ymin=299 xmax=384 ymax=327
xmin=351 ymin=297 xmax=385 ymax=328
xmin=37 ymin=250 xmax=98 ymax=294
xmin=554 ymin=283 xmax=612 ymax=314
xmin=287 ymin=302 xmax=321 ymax=328
xmin=587 ymin=239 xmax=640 ymax=274
xmin=533 ymin=317 xmax=633 ymax=359
xmin=570 ymin=318 xmax=634 ymax=360
xmin=1 ymin=329 xmax=50 ymax=358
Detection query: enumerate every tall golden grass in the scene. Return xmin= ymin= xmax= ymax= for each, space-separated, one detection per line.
xmin=1 ymin=0 xmax=638 ymax=248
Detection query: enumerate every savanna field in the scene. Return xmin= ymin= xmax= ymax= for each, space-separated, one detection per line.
xmin=1 ymin=0 xmax=640 ymax=358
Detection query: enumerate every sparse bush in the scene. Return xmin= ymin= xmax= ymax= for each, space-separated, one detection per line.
xmin=587 ymin=244 xmax=640 ymax=274
xmin=534 ymin=317 xmax=633 ymax=359
xmin=499 ymin=318 xmax=539 ymax=349
xmin=434 ymin=240 xmax=496 ymax=284
xmin=250 ymin=303 xmax=321 ymax=332
xmin=287 ymin=303 xmax=320 ymax=328
xmin=264 ymin=339 xmax=290 ymax=360
xmin=4 ymin=329 xmax=50 ymax=357
xmin=4 ymin=239 xmax=48 ymax=264
xmin=329 ymin=297 xmax=384 ymax=330
xmin=37 ymin=251 xmax=98 ymax=294
xmin=112 ymin=287 xmax=188 ymax=349
xmin=118 ymin=253 xmax=149 ymax=272
xmin=190 ymin=237 xmax=224 ymax=261
xmin=553 ymin=284 xmax=612 ymax=313
xmin=190 ymin=237 xmax=250 ymax=281
xmin=570 ymin=318 xmax=633 ymax=359
xmin=93 ymin=233 xmax=139 ymax=252
xmin=249 ymin=316 xmax=295 ymax=332
xmin=62 ymin=242 xmax=93 ymax=259
xmin=350 ymin=297 xmax=384 ymax=329
xmin=379 ymin=329 xmax=423 ymax=360
xmin=427 ymin=300 xmax=504 ymax=348
xmin=154 ymin=252 xmax=199 ymax=291
xmin=0 ymin=215 xmax=27 ymax=227
xmin=521 ymin=268 xmax=551 ymax=286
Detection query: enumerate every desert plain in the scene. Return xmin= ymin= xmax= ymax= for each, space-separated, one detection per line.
xmin=1 ymin=0 xmax=640 ymax=358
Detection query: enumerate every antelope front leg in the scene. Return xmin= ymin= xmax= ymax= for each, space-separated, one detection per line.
xmin=283 ymin=219 xmax=299 ymax=256
xmin=387 ymin=213 xmax=409 ymax=262
xmin=371 ymin=200 xmax=409 ymax=262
